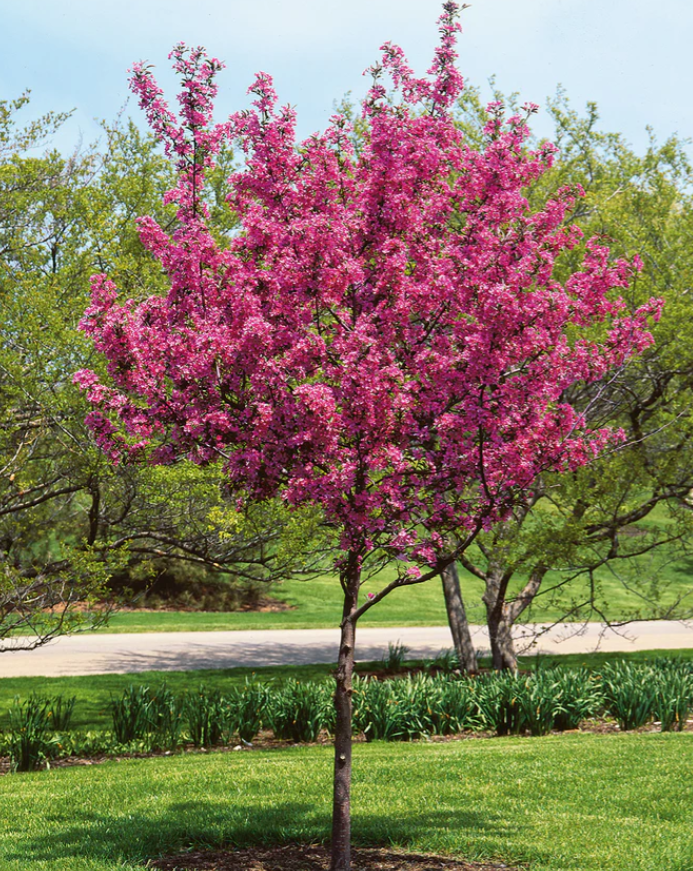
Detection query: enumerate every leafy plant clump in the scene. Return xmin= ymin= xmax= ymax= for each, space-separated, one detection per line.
xmin=3 ymin=658 xmax=693 ymax=774
xmin=269 ymin=680 xmax=334 ymax=743
xmin=383 ymin=642 xmax=412 ymax=672
xmin=227 ymin=680 xmax=269 ymax=744
xmin=600 ymin=662 xmax=660 ymax=731
xmin=6 ymin=696 xmax=63 ymax=771
xmin=110 ymin=685 xmax=155 ymax=744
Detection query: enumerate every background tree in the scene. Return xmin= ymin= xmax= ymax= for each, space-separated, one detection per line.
xmin=442 ymin=91 xmax=693 ymax=670
xmin=76 ymin=9 xmax=657 ymax=869
xmin=0 ymin=93 xmax=116 ymax=645
xmin=0 ymin=96 xmax=329 ymax=649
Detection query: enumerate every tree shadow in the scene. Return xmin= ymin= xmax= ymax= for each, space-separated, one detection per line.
xmin=8 ymin=797 xmax=528 ymax=867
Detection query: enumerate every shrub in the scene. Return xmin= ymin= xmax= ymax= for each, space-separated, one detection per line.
xmin=44 ymin=695 xmax=76 ymax=732
xmin=653 ymin=669 xmax=693 ymax=732
xmin=354 ymin=678 xmax=409 ymax=741
xmin=110 ymin=683 xmax=185 ymax=749
xmin=353 ymin=676 xmax=436 ymax=742
xmin=383 ymin=641 xmax=410 ymax=672
xmin=110 ymin=685 xmax=154 ymax=744
xmin=148 ymin=684 xmax=184 ymax=749
xmin=429 ymin=648 xmax=460 ymax=673
xmin=549 ymin=668 xmax=603 ymax=731
xmin=227 ymin=681 xmax=269 ymax=744
xmin=58 ymin=730 xmax=122 ymax=757
xmin=475 ymin=672 xmax=526 ymax=736
xmin=517 ymin=672 xmax=558 ymax=737
xmin=438 ymin=677 xmax=484 ymax=733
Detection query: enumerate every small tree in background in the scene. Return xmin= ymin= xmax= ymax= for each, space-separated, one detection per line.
xmin=75 ymin=4 xmax=658 ymax=868
xmin=440 ymin=92 xmax=693 ymax=671
xmin=0 ymin=96 xmax=322 ymax=648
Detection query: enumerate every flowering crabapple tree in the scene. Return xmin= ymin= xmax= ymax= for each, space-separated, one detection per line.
xmin=75 ymin=4 xmax=660 ymax=869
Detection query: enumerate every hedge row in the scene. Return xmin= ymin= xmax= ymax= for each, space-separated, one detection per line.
xmin=3 ymin=658 xmax=692 ymax=771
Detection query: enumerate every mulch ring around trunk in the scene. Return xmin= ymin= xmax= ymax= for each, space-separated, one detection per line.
xmin=150 ymin=843 xmax=519 ymax=871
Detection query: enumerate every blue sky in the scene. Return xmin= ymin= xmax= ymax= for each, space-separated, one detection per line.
xmin=3 ymin=0 xmax=691 ymax=155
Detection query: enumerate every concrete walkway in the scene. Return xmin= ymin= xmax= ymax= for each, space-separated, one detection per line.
xmin=1 ymin=619 xmax=692 ymax=677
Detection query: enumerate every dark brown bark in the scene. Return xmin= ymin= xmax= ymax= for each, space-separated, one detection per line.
xmin=87 ymin=478 xmax=101 ymax=546
xmin=483 ymin=564 xmax=517 ymax=671
xmin=484 ymin=564 xmax=547 ymax=671
xmin=330 ymin=553 xmax=360 ymax=871
xmin=440 ymin=562 xmax=478 ymax=674
xmin=487 ymin=612 xmax=518 ymax=671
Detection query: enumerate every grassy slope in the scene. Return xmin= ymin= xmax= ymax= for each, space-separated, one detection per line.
xmin=98 ymin=553 xmax=693 ymax=634
xmin=1 ymin=732 xmax=692 ymax=871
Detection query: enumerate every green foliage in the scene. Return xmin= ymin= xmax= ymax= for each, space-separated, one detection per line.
xmin=109 ymin=685 xmax=155 ymax=744
xmin=518 ymin=672 xmax=560 ymax=737
xmin=547 ymin=667 xmax=603 ymax=730
xmin=227 ymin=680 xmax=269 ymax=743
xmin=429 ymin=647 xmax=460 ymax=673
xmin=110 ymin=683 xmax=185 ymax=749
xmin=652 ymin=661 xmax=693 ymax=732
xmin=600 ymin=662 xmax=659 ymax=730
xmin=353 ymin=674 xmax=481 ymax=742
xmin=42 ymin=694 xmax=76 ymax=732
xmin=183 ymin=686 xmax=232 ymax=747
xmin=55 ymin=729 xmax=123 ymax=758
xmin=3 ymin=657 xmax=693 ymax=769
xmin=382 ymin=641 xmax=410 ymax=671
xmin=352 ymin=677 xmax=419 ymax=742
xmin=0 ymin=98 xmax=171 ymax=644
xmin=147 ymin=683 xmax=185 ymax=750
xmin=474 ymin=672 xmax=527 ymax=736
xmin=268 ymin=680 xmax=333 ymax=743
xmin=6 ymin=695 xmax=62 ymax=771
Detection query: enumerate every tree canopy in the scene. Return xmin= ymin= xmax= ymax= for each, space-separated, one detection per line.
xmin=74 ymin=7 xmax=659 ymax=868
xmin=0 ymin=93 xmax=328 ymax=650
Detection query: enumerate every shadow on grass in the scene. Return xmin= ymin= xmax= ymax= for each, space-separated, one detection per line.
xmin=7 ymin=799 xmax=523 ymax=867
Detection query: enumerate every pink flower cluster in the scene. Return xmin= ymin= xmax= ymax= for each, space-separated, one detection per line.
xmin=75 ymin=3 xmax=660 ymax=568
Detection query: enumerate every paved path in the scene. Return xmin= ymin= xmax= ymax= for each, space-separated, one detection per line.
xmin=1 ymin=619 xmax=692 ymax=677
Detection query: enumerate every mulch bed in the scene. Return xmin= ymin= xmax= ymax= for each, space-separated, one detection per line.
xmin=150 ymin=844 xmax=519 ymax=871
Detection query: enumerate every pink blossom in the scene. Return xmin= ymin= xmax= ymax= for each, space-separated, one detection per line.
xmin=76 ymin=7 xmax=659 ymax=576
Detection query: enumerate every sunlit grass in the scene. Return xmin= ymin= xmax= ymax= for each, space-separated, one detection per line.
xmin=1 ymin=732 xmax=692 ymax=870
xmin=97 ymin=549 xmax=693 ymax=634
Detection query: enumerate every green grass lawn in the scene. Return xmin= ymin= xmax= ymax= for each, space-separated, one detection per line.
xmin=98 ymin=552 xmax=693 ymax=634
xmin=0 ymin=731 xmax=692 ymax=871
xmin=103 ymin=571 xmax=454 ymax=633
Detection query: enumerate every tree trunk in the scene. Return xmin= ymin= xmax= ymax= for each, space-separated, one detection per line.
xmin=482 ymin=562 xmax=520 ymax=672
xmin=487 ymin=611 xmax=518 ymax=671
xmin=487 ymin=565 xmax=547 ymax=672
xmin=330 ymin=555 xmax=360 ymax=871
xmin=440 ymin=562 xmax=478 ymax=674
